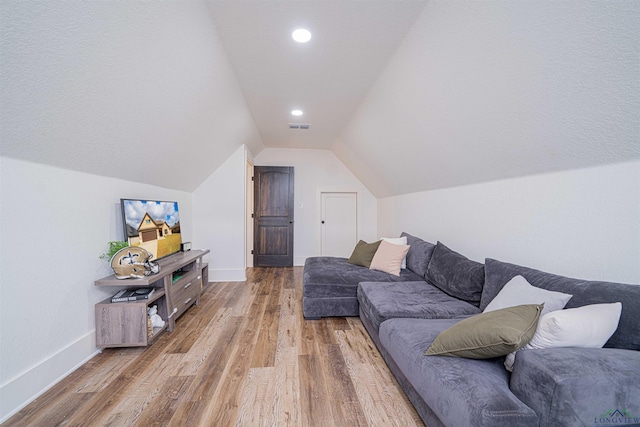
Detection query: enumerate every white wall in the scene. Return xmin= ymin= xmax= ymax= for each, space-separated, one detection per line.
xmin=0 ymin=157 xmax=193 ymax=422
xmin=192 ymin=145 xmax=248 ymax=281
xmin=379 ymin=161 xmax=640 ymax=285
xmin=254 ymin=148 xmax=377 ymax=264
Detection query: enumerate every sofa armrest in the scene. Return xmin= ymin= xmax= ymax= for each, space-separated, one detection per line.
xmin=510 ymin=348 xmax=640 ymax=427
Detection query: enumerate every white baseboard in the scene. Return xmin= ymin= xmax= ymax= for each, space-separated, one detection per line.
xmin=1 ymin=261 xmax=306 ymax=423
xmin=208 ymin=267 xmax=247 ymax=282
xmin=0 ymin=330 xmax=100 ymax=424
xmin=208 ymin=261 xmax=308 ymax=281
xmin=294 ymin=256 xmax=309 ymax=266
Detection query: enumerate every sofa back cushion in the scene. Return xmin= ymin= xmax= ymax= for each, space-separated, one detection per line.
xmin=481 ymin=258 xmax=640 ymax=350
xmin=425 ymin=242 xmax=484 ymax=306
xmin=401 ymin=232 xmax=435 ymax=278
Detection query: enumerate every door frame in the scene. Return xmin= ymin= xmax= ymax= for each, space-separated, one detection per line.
xmin=246 ymin=158 xmax=254 ymax=268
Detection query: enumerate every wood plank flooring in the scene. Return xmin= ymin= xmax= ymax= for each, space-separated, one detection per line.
xmin=4 ymin=267 xmax=425 ymax=427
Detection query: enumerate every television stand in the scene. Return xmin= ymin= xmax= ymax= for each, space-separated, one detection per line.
xmin=94 ymin=249 xmax=209 ymax=347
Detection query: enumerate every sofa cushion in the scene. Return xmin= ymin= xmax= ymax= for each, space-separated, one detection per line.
xmin=425 ymin=304 xmax=543 ymax=359
xmin=401 ymin=232 xmax=436 ymax=278
xmin=481 ymin=258 xmax=640 ymax=350
xmin=426 ymin=242 xmax=484 ymax=306
xmin=303 ymin=256 xmax=423 ymax=299
xmin=357 ymin=281 xmax=480 ymax=334
xmin=370 ymin=240 xmax=410 ymax=276
xmin=347 ymin=239 xmax=381 ymax=268
xmin=510 ymin=347 xmax=640 ymax=427
xmin=379 ymin=318 xmax=539 ymax=427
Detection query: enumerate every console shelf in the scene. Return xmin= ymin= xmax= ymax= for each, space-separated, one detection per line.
xmin=94 ymin=249 xmax=209 ymax=348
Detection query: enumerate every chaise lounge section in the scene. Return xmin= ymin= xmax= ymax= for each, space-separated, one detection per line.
xmin=302 ymin=255 xmax=424 ymax=319
xmin=303 ymin=232 xmax=441 ymax=320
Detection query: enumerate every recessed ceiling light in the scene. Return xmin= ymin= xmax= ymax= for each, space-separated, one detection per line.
xmin=292 ymin=28 xmax=311 ymax=43
xmin=291 ymin=109 xmax=303 ymax=116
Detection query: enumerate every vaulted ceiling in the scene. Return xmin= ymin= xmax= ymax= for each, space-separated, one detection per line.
xmin=1 ymin=1 xmax=638 ymax=198
xmin=206 ymin=0 xmax=427 ymax=150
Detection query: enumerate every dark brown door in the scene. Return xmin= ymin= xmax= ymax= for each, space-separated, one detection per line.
xmin=253 ymin=166 xmax=294 ymax=267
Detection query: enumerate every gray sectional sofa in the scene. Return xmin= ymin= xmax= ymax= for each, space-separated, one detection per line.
xmin=302 ymin=232 xmax=640 ymax=427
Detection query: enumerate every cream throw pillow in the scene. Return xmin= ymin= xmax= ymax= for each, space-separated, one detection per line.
xmin=370 ymin=240 xmax=410 ymax=276
xmin=381 ymin=236 xmax=408 ymax=269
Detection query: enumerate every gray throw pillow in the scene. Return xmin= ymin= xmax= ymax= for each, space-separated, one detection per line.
xmin=426 ymin=242 xmax=484 ymax=306
xmin=347 ymin=240 xmax=382 ymax=268
xmin=425 ymin=304 xmax=544 ymax=359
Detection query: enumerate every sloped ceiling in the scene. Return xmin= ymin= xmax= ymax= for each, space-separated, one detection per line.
xmin=0 ymin=0 xmax=263 ymax=192
xmin=1 ymin=1 xmax=638 ymax=197
xmin=334 ymin=1 xmax=640 ymax=197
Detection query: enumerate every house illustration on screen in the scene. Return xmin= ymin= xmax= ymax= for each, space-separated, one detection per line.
xmin=134 ymin=213 xmax=180 ymax=243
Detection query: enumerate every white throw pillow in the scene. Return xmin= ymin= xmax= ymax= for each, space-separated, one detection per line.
xmin=504 ymin=302 xmax=622 ymax=371
xmin=527 ymin=302 xmax=622 ymax=349
xmin=484 ymin=275 xmax=573 ymax=316
xmin=381 ymin=236 xmax=408 ymax=269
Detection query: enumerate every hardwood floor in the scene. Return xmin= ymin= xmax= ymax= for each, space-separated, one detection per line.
xmin=4 ymin=267 xmax=424 ymax=427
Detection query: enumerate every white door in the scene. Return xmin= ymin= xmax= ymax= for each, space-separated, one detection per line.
xmin=321 ymin=192 xmax=357 ymax=257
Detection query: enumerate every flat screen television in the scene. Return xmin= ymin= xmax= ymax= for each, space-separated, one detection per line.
xmin=120 ymin=198 xmax=182 ymax=261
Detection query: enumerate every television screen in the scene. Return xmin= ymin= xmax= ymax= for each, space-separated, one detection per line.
xmin=120 ymin=199 xmax=182 ymax=261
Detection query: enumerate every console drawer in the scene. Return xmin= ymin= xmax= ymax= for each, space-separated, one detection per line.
xmin=170 ymin=269 xmax=202 ymax=316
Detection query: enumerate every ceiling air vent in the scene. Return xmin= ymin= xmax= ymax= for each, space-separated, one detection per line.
xmin=288 ymin=123 xmax=311 ymax=130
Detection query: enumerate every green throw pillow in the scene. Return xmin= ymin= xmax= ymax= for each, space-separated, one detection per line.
xmin=347 ymin=240 xmax=382 ymax=268
xmin=425 ymin=303 xmax=544 ymax=359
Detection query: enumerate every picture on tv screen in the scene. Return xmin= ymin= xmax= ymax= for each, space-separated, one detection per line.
xmin=121 ymin=199 xmax=182 ymax=261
